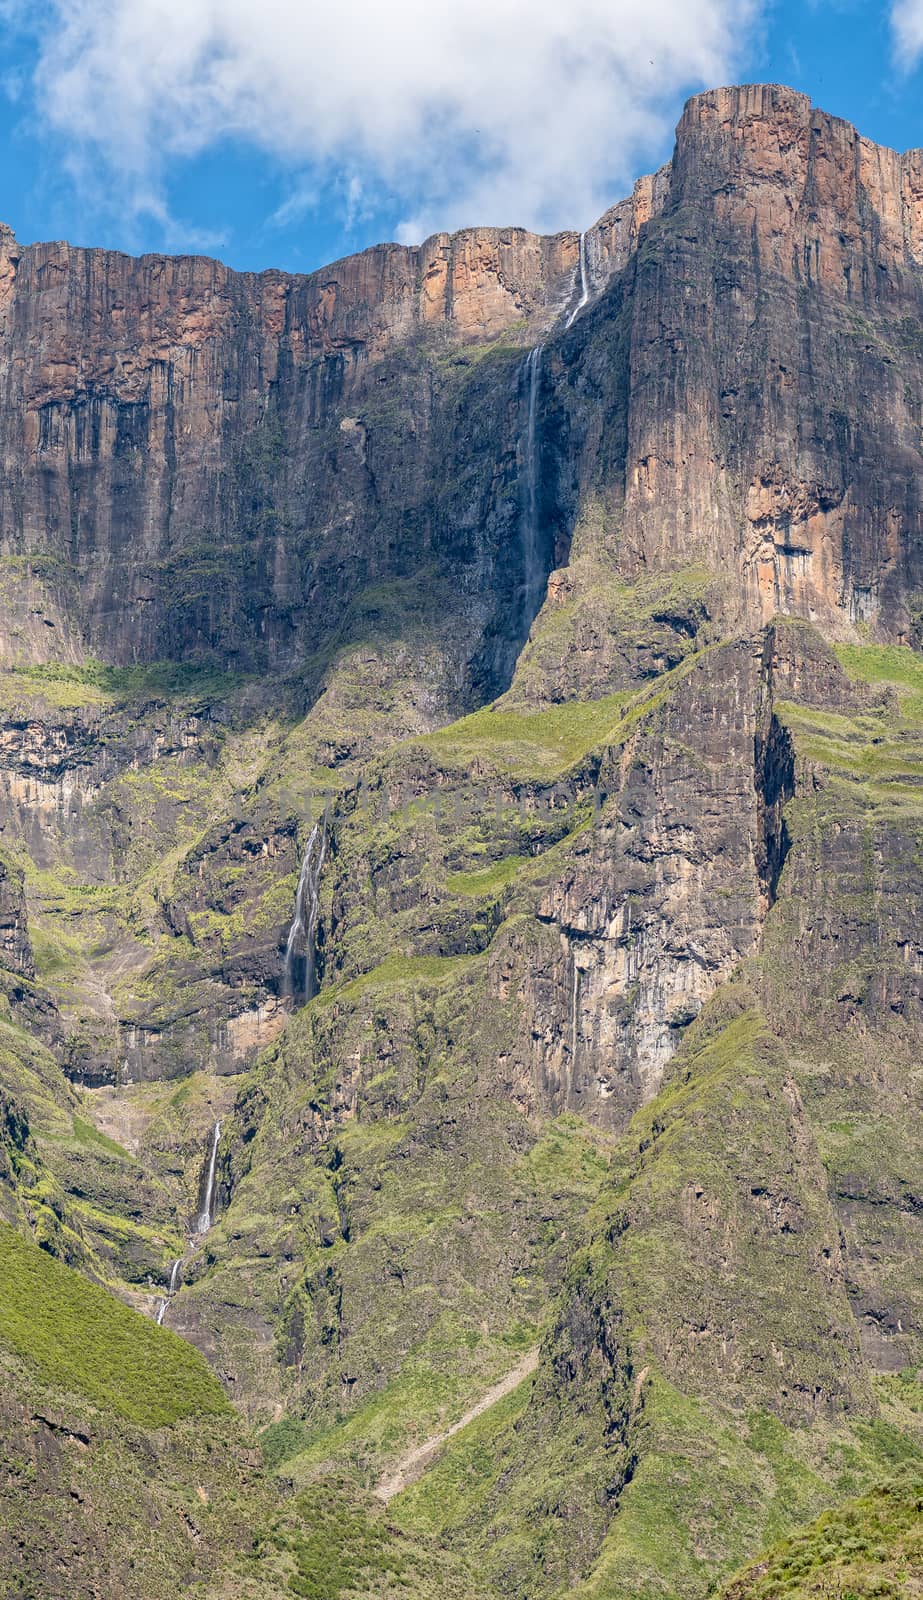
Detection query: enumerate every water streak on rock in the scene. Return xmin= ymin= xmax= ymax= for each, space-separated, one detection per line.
xmin=154 ymin=1257 xmax=183 ymax=1326
xmin=565 ymin=231 xmax=590 ymax=328
xmin=520 ymin=345 xmax=546 ymax=622
xmin=284 ymin=815 xmax=328 ymax=1004
xmin=197 ymin=1121 xmax=221 ymax=1236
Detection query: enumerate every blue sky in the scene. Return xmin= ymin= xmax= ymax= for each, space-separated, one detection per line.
xmin=0 ymin=0 xmax=921 ymax=275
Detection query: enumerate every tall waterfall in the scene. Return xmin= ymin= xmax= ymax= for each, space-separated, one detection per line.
xmin=519 ymin=344 xmax=545 ymax=620
xmin=196 ymin=1120 xmax=221 ymax=1235
xmin=284 ymin=814 xmax=328 ymax=1004
xmin=565 ymin=231 xmax=591 ymax=329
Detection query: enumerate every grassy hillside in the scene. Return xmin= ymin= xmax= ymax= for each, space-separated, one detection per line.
xmin=723 ymin=1470 xmax=923 ymax=1598
xmin=0 ymin=1222 xmax=227 ymax=1425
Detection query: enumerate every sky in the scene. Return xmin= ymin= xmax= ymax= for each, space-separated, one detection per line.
xmin=0 ymin=0 xmax=922 ymax=275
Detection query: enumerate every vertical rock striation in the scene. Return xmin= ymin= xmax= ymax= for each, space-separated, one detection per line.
xmin=0 ymin=84 xmax=922 ymax=685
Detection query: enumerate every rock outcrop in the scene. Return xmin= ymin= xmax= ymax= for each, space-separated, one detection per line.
xmin=0 ymin=852 xmax=33 ymax=983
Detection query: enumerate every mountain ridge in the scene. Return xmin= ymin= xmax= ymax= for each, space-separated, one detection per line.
xmin=0 ymin=80 xmax=922 ymax=1599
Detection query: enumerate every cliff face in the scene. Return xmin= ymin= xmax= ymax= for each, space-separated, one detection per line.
xmin=2 ymin=85 xmax=923 ymax=1600
xmin=0 ymin=218 xmax=581 ymax=680
xmin=616 ymin=85 xmax=923 ymax=637
xmin=1 ymin=84 xmax=922 ymax=688
xmin=0 ymin=853 xmax=32 ymax=981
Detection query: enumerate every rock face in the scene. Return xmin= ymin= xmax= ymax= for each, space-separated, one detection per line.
xmin=0 ymin=852 xmax=32 ymax=981
xmin=0 ymin=217 xmax=580 ymax=681
xmin=1 ymin=81 xmax=922 ymax=1090
xmin=530 ymin=639 xmax=772 ymax=1116
xmin=0 ymin=84 xmax=922 ymax=686
xmin=2 ymin=83 xmax=923 ymax=1600
xmin=615 ymin=85 xmax=923 ymax=637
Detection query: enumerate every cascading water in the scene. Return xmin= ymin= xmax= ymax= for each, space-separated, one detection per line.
xmin=196 ymin=1120 xmax=221 ymax=1235
xmin=155 ymin=1257 xmax=182 ymax=1326
xmin=152 ymin=1120 xmax=224 ymax=1323
xmin=284 ymin=814 xmax=328 ymax=1004
xmin=565 ymin=230 xmax=591 ymax=329
xmin=519 ymin=344 xmax=546 ymax=622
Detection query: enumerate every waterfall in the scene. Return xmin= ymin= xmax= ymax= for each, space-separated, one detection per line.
xmin=284 ymin=814 xmax=328 ymax=1003
xmin=519 ymin=344 xmax=545 ymax=620
xmin=155 ymin=1258 xmax=182 ymax=1327
xmin=152 ymin=1118 xmax=222 ymax=1325
xmin=196 ymin=1120 xmax=221 ymax=1235
xmin=565 ymin=231 xmax=591 ymax=329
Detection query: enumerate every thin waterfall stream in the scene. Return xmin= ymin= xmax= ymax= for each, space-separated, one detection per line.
xmin=155 ymin=1257 xmax=183 ymax=1326
xmin=519 ymin=343 xmax=546 ymax=623
xmin=565 ymin=231 xmax=591 ymax=329
xmin=197 ymin=1120 xmax=222 ymax=1235
xmin=153 ymin=1119 xmax=222 ymax=1326
xmin=514 ymin=229 xmax=597 ymax=630
xmin=284 ymin=814 xmax=328 ymax=1004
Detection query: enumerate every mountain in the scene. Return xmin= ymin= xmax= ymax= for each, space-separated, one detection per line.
xmin=0 ymin=81 xmax=922 ymax=1598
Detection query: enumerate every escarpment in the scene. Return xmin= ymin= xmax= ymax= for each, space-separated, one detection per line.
xmin=1 ymin=84 xmax=923 ymax=1600
xmin=1 ymin=84 xmax=923 ymax=690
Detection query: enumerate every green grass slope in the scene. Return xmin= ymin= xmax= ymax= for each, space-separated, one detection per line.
xmin=227 ymin=1477 xmax=488 ymax=1600
xmin=722 ymin=1469 xmax=923 ymax=1599
xmin=0 ymin=1224 xmax=273 ymax=1599
xmin=377 ymin=996 xmax=919 ymax=1600
xmin=0 ymin=1222 xmax=227 ymax=1425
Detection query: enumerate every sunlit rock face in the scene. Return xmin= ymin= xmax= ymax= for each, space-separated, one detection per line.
xmin=613 ymin=85 xmax=923 ymax=639
xmin=1 ymin=84 xmax=923 ymax=690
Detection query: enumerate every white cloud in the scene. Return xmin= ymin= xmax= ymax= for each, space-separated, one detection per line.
xmin=26 ymin=0 xmax=761 ymax=244
xmin=270 ymin=180 xmax=322 ymax=230
xmin=893 ymin=0 xmax=923 ymax=66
